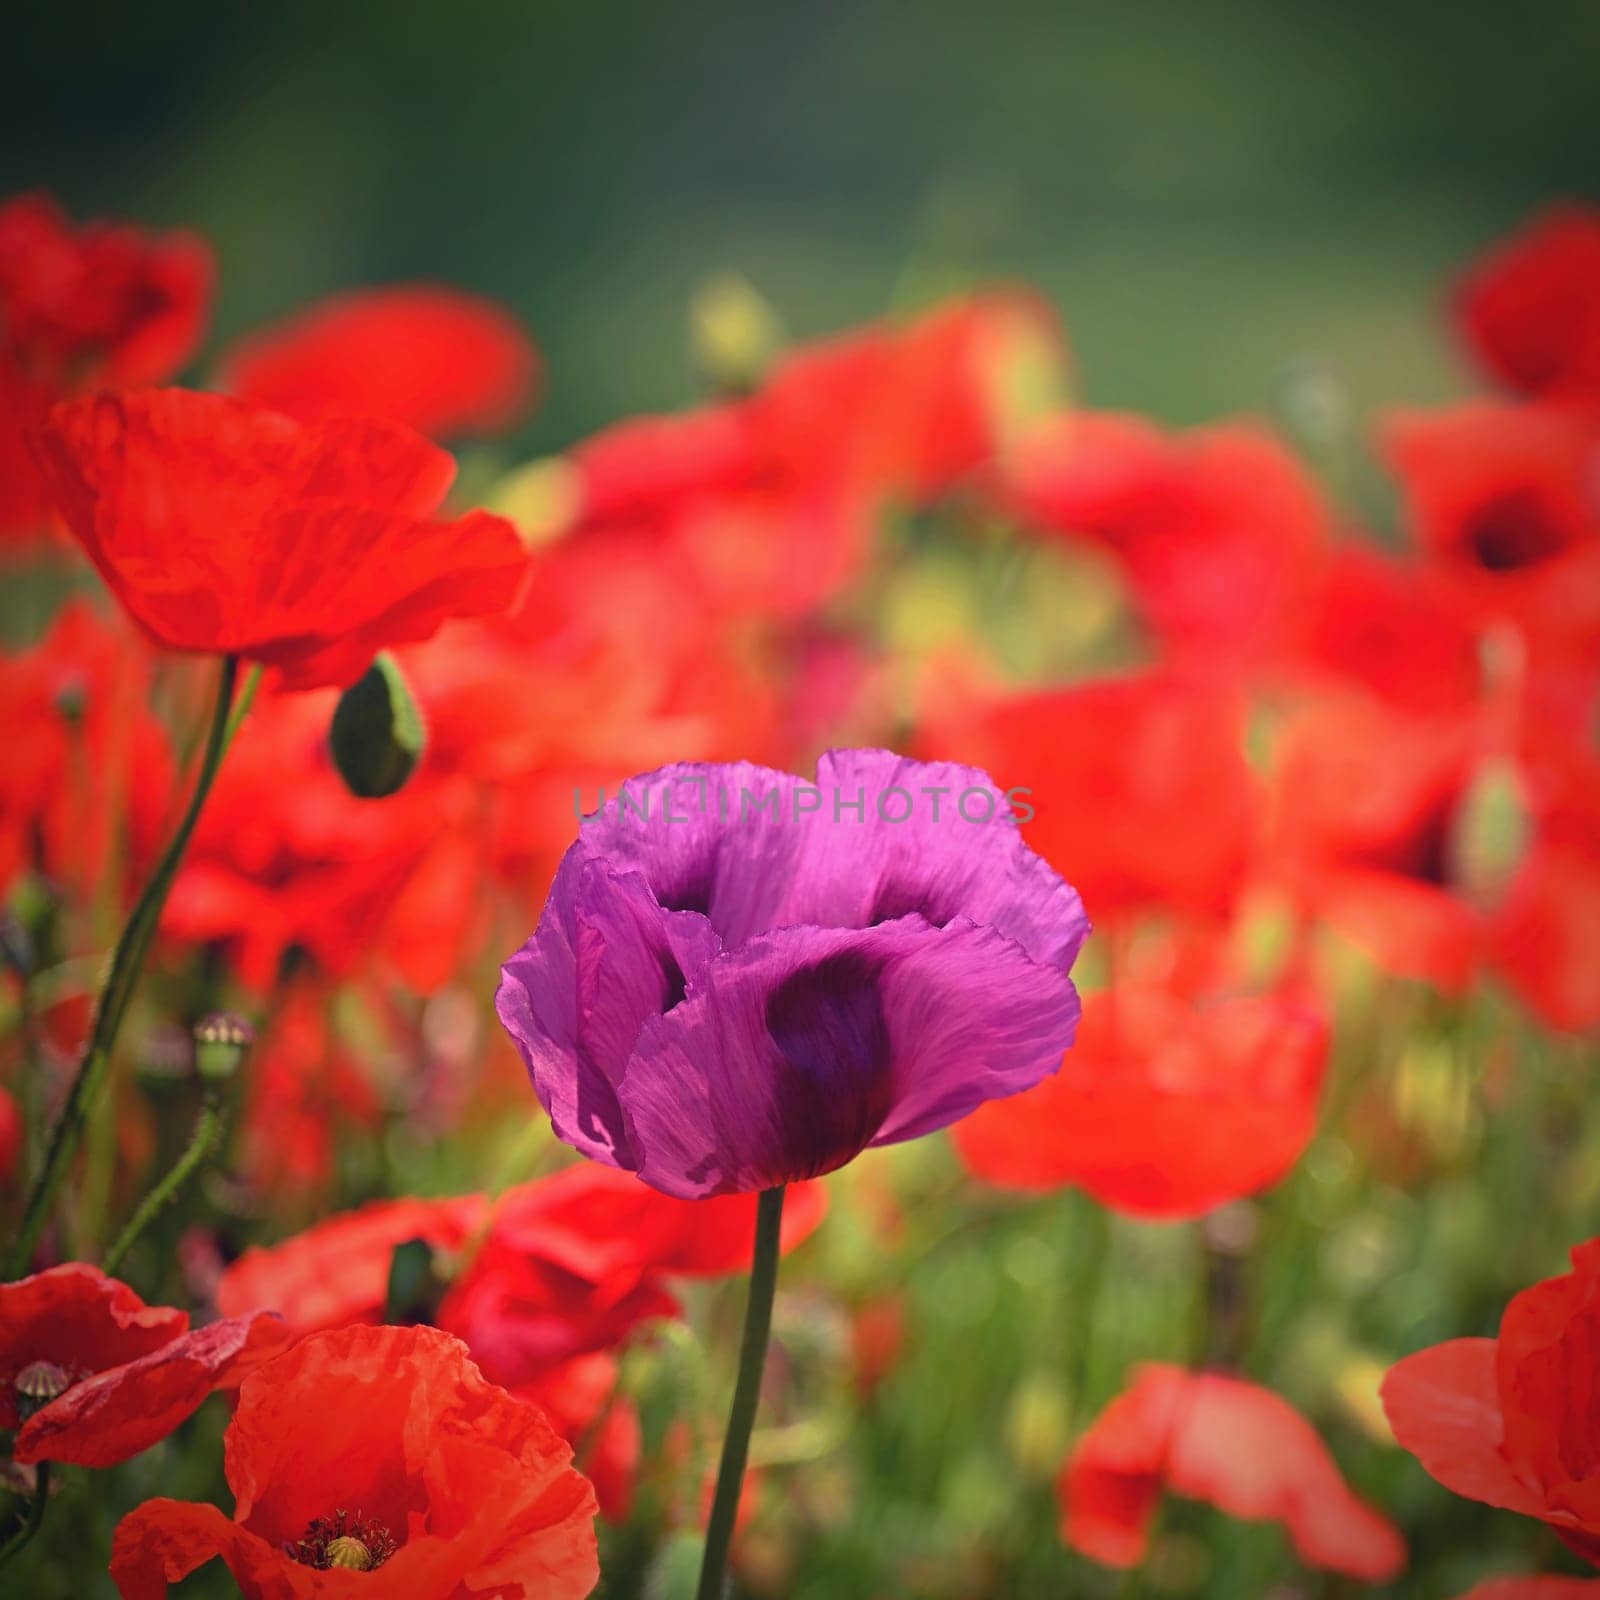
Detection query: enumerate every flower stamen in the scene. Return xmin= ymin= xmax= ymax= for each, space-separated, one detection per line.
xmin=288 ymin=1509 xmax=397 ymax=1572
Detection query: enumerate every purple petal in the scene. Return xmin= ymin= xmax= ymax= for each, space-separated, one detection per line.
xmin=496 ymin=852 xmax=721 ymax=1169
xmin=617 ymin=916 xmax=1081 ymax=1197
xmin=578 ymin=760 xmax=812 ymax=944
xmin=782 ymin=749 xmax=1090 ymax=968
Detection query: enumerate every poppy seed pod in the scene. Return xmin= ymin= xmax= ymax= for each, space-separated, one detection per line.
xmin=14 ymin=1360 xmax=74 ymax=1422
xmin=194 ymin=1013 xmax=254 ymax=1083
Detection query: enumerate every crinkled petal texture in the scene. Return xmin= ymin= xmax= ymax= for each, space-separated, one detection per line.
xmin=951 ymin=984 xmax=1328 ymax=1218
xmin=1061 ymin=1364 xmax=1404 ymax=1581
xmin=110 ymin=1324 xmax=598 ymax=1600
xmin=17 ymin=1311 xmax=289 ymax=1467
xmin=498 ymin=751 xmax=1086 ymax=1196
xmin=221 ymin=285 xmax=538 ymax=439
xmin=36 ymin=389 xmax=528 ymax=688
xmin=1382 ymin=1239 xmax=1600 ymax=1563
xmin=0 ymin=1265 xmax=286 ymax=1467
xmin=0 ymin=1264 xmax=187 ymax=1430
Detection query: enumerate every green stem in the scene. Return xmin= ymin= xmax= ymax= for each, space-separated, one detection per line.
xmin=224 ymin=664 xmax=263 ymax=747
xmin=696 ymin=1185 xmax=785 ymax=1600
xmin=101 ymin=1099 xmax=223 ymax=1277
xmin=0 ymin=1462 xmax=49 ymax=1570
xmin=1062 ymin=1192 xmax=1111 ymax=1425
xmin=7 ymin=655 xmax=243 ymax=1278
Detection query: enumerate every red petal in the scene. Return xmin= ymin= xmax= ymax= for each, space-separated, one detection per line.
xmin=216 ymin=1193 xmax=491 ymax=1335
xmin=110 ymin=1499 xmax=304 ymax=1600
xmin=1381 ymin=1338 xmax=1547 ymax=1516
xmin=36 ymin=390 xmax=527 ymax=686
xmin=953 ymin=985 xmax=1326 ymax=1219
xmin=16 ymin=1311 xmax=289 ymax=1467
xmin=0 ymin=1263 xmax=186 ymax=1430
xmin=1452 ymin=206 xmax=1600 ymax=401
xmin=1064 ymin=1365 xmax=1404 ymax=1580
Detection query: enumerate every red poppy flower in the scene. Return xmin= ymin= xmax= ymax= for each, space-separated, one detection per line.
xmin=1002 ymin=412 xmax=1331 ymax=675
xmin=0 ymin=598 xmax=174 ymax=906
xmin=434 ymin=1165 xmax=827 ymax=1381
xmin=751 ymin=287 xmax=1066 ymax=504
xmin=1292 ymin=542 xmax=1482 ymax=719
xmin=1382 ymin=1237 xmax=1600 ymax=1565
xmin=1453 ymin=206 xmax=1600 ymax=401
xmin=565 ymin=292 xmax=1065 ymax=619
xmin=0 ymin=192 xmax=211 ymax=389
xmin=217 ymin=1191 xmax=492 ymax=1336
xmin=1380 ymin=401 xmax=1600 ymax=638
xmin=0 ymin=191 xmax=212 ymax=547
xmin=0 ymin=1264 xmax=287 ymax=1468
xmin=1267 ymin=686 xmax=1484 ymax=991
xmin=1492 ymin=837 xmax=1600 ymax=1034
xmin=1061 ymin=1363 xmax=1404 ymax=1580
xmin=215 ymin=1172 xmax=826 ymax=1521
xmin=109 ymin=1323 xmax=598 ymax=1599
xmin=925 ymin=670 xmax=1258 ymax=925
xmin=221 ymin=285 xmax=539 ymax=439
xmin=218 ymin=1164 xmax=825 ymax=1345
xmin=952 ymin=981 xmax=1327 ymax=1218
xmin=35 ymin=389 xmax=528 ymax=689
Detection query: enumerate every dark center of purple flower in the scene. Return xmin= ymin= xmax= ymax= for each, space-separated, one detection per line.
xmin=761 ymin=948 xmax=896 ymax=1180
xmin=1463 ymin=486 xmax=1572 ymax=573
xmin=288 ymin=1510 xmax=397 ymax=1572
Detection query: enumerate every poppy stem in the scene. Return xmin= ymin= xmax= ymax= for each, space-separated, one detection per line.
xmin=101 ymin=1097 xmax=224 ymax=1277
xmin=696 ymin=1184 xmax=785 ymax=1600
xmin=7 ymin=655 xmax=246 ymax=1279
xmin=1063 ymin=1192 xmax=1111 ymax=1425
xmin=0 ymin=1462 xmax=49 ymax=1570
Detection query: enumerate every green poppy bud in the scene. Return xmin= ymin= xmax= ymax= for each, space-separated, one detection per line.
xmin=328 ymin=652 xmax=427 ymax=800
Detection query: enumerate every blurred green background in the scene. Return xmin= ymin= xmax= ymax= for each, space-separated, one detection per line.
xmin=4 ymin=0 xmax=1598 ymax=452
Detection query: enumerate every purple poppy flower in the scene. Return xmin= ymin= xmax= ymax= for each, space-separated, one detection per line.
xmin=496 ymin=750 xmax=1088 ymax=1198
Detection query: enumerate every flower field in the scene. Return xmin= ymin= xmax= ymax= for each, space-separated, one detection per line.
xmin=1 ymin=78 xmax=1598 ymax=1600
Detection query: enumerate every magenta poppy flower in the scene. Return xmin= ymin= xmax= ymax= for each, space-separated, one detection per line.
xmin=496 ymin=751 xmax=1087 ymax=1198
